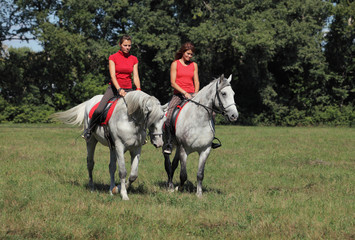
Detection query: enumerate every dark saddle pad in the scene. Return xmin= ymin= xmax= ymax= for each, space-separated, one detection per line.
xmin=169 ymin=100 xmax=188 ymax=134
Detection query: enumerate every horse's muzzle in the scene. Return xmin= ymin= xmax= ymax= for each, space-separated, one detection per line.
xmin=151 ymin=134 xmax=164 ymax=148
xmin=228 ymin=110 xmax=239 ymax=122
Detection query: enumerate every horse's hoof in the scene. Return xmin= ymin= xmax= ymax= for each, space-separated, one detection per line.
xmin=121 ymin=195 xmax=129 ymax=201
xmin=175 ymin=186 xmax=179 ymax=191
xmin=112 ymin=186 xmax=120 ymax=195
xmin=196 ymin=192 xmax=203 ymax=198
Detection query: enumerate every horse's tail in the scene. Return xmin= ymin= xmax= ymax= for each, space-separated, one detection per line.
xmin=51 ymin=101 xmax=87 ymax=126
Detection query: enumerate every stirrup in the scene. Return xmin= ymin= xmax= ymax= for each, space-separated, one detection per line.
xmin=81 ymin=129 xmax=91 ymax=141
xmin=163 ymin=144 xmax=172 ymax=154
xmin=211 ymin=137 xmax=222 ymax=149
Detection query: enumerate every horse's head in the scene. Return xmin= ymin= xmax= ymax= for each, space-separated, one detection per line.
xmin=215 ymin=74 xmax=239 ymax=122
xmin=145 ymin=97 xmax=166 ymax=148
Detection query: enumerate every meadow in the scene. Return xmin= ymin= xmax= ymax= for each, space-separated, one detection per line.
xmin=0 ymin=124 xmax=354 ymax=239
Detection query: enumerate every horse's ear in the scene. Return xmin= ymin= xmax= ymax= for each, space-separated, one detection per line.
xmin=219 ymin=74 xmax=224 ymax=84
xmin=227 ymin=74 xmax=232 ymax=83
xmin=161 ymin=103 xmax=169 ymax=113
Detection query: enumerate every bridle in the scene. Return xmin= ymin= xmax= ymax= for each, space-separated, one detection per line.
xmin=213 ymin=80 xmax=236 ymax=116
xmin=187 ymin=80 xmax=236 ymax=117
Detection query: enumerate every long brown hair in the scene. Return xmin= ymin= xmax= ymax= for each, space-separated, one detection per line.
xmin=175 ymin=42 xmax=195 ymax=60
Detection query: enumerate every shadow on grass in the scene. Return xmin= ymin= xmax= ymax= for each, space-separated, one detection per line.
xmin=155 ymin=180 xmax=223 ymax=195
xmin=85 ymin=182 xmax=149 ymax=195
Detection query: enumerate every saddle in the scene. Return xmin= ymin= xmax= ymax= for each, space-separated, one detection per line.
xmin=89 ymin=97 xmax=119 ymax=125
xmin=89 ymin=97 xmax=120 ymax=149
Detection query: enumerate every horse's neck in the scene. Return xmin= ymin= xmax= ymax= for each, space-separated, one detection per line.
xmin=193 ymin=82 xmax=216 ymax=108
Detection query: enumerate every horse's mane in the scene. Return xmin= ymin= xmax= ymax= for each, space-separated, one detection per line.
xmin=123 ymin=91 xmax=149 ymax=115
xmin=122 ymin=91 xmax=162 ymax=125
xmin=195 ymin=76 xmax=231 ymax=98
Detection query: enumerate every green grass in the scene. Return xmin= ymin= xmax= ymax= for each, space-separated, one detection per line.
xmin=1 ymin=124 xmax=354 ymax=239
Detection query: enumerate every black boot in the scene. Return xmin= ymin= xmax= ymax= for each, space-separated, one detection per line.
xmin=163 ymin=128 xmax=172 ymax=154
xmin=82 ymin=120 xmax=96 ymax=141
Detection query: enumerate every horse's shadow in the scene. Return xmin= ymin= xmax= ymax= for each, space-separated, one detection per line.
xmin=156 ymin=180 xmax=223 ymax=195
xmin=84 ymin=181 xmax=223 ymax=195
xmin=85 ymin=182 xmax=149 ymax=195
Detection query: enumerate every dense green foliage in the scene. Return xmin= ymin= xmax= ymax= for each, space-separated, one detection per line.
xmin=1 ymin=125 xmax=354 ymax=239
xmin=1 ymin=0 xmax=354 ymax=126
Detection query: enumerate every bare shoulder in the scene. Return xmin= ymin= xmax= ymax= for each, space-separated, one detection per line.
xmin=170 ymin=61 xmax=177 ymax=70
xmin=193 ymin=62 xmax=198 ymax=69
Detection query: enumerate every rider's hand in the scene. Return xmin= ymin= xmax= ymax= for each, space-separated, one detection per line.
xmin=118 ymin=88 xmax=126 ymax=97
xmin=183 ymin=92 xmax=192 ymax=99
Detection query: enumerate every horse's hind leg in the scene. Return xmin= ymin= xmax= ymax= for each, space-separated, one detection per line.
xmin=196 ymin=147 xmax=211 ymax=197
xmin=86 ymin=139 xmax=98 ymax=192
xmin=126 ymin=148 xmax=141 ymax=189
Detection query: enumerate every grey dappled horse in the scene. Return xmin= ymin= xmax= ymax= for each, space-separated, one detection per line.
xmin=164 ymin=75 xmax=238 ymax=197
xmin=52 ymin=91 xmax=166 ymax=200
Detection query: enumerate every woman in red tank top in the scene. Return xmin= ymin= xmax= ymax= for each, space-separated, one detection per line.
xmin=83 ymin=35 xmax=141 ymax=141
xmin=163 ymin=42 xmax=200 ymax=154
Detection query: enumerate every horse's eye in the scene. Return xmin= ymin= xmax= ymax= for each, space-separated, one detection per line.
xmin=222 ymin=92 xmax=227 ymax=96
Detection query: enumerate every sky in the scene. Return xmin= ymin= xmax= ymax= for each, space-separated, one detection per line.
xmin=3 ymin=39 xmax=43 ymax=52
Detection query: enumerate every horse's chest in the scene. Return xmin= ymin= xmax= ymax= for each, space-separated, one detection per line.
xmin=122 ymin=131 xmax=146 ymax=147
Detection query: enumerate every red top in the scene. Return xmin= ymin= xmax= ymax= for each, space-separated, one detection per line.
xmin=174 ymin=60 xmax=195 ymax=94
xmin=108 ymin=50 xmax=138 ymax=89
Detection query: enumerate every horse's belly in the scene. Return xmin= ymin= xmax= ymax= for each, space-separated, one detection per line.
xmin=177 ymin=128 xmax=213 ymax=148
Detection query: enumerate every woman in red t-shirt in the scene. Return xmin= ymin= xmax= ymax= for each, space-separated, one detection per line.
xmin=83 ymin=35 xmax=141 ymax=140
xmin=163 ymin=42 xmax=200 ymax=154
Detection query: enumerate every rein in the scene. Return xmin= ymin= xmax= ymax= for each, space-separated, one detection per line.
xmin=187 ymin=80 xmax=235 ymax=116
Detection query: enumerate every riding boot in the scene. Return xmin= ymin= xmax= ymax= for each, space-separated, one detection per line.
xmin=82 ymin=119 xmax=96 ymax=142
xmin=163 ymin=128 xmax=173 ymax=154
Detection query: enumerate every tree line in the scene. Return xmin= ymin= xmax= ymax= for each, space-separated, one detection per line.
xmin=1 ymin=0 xmax=354 ymax=126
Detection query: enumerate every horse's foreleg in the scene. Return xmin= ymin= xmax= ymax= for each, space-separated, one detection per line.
xmin=164 ymin=152 xmax=174 ymax=191
xmin=86 ymin=139 xmax=98 ymax=192
xmin=178 ymin=146 xmax=188 ymax=191
xmin=126 ymin=148 xmax=141 ymax=189
xmin=196 ymin=147 xmax=211 ymax=197
xmin=167 ymin=146 xmax=180 ymax=191
xmin=115 ymin=146 xmax=129 ymax=200
xmin=109 ymin=149 xmax=117 ymax=195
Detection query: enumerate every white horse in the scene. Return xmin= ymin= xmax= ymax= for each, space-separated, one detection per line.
xmin=164 ymin=74 xmax=238 ymax=197
xmin=52 ymin=91 xmax=166 ymax=200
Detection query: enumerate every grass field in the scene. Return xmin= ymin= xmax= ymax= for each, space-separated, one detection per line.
xmin=0 ymin=124 xmax=354 ymax=239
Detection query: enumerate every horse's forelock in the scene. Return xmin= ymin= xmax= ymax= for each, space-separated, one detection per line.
xmin=217 ymin=76 xmax=231 ymax=89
